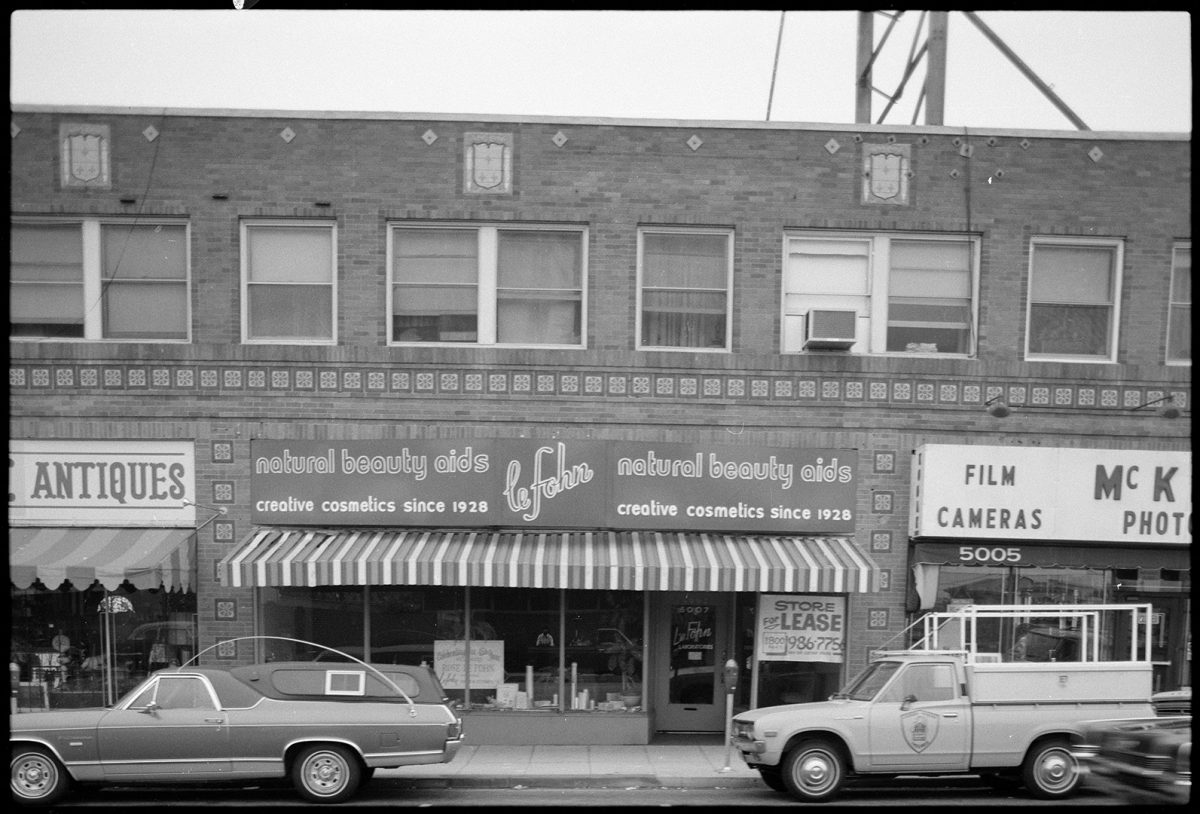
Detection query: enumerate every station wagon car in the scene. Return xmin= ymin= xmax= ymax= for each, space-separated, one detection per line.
xmin=11 ymin=661 xmax=464 ymax=805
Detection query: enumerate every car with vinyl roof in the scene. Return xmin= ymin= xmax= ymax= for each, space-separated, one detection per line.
xmin=11 ymin=659 xmax=463 ymax=805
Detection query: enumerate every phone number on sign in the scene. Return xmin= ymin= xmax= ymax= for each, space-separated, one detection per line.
xmin=766 ymin=634 xmax=844 ymax=653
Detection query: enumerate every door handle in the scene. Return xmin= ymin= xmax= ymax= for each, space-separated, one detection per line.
xmin=942 ymin=713 xmax=958 ymax=718
xmin=204 ymin=717 xmax=224 ymax=723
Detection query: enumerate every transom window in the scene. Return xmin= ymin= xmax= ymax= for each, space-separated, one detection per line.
xmin=637 ymin=228 xmax=732 ymax=351
xmin=11 ymin=219 xmax=190 ymax=341
xmin=783 ymin=232 xmax=977 ymax=355
xmin=390 ymin=224 xmax=585 ymax=346
xmin=241 ymin=221 xmax=337 ymax=344
xmin=1025 ymin=237 xmax=1122 ymax=362
xmin=1167 ymin=243 xmax=1190 ymax=364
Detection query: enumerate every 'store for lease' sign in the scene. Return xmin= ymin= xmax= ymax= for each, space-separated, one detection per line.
xmin=756 ymin=594 xmax=846 ymax=664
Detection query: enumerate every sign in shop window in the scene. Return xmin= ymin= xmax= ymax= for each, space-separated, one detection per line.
xmin=433 ymin=640 xmax=505 ymax=690
xmin=756 ymin=595 xmax=846 ymax=664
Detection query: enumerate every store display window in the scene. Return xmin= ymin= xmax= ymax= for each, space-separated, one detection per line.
xmin=10 ymin=579 xmax=197 ymax=710
xmin=259 ymin=585 xmax=644 ymax=712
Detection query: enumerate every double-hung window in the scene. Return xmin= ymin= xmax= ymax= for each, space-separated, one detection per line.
xmin=390 ymin=224 xmax=585 ymax=346
xmin=783 ymin=231 xmax=977 ymax=355
xmin=1167 ymin=243 xmax=1190 ymax=364
xmin=10 ymin=219 xmax=190 ymax=341
xmin=241 ymin=221 xmax=337 ymax=344
xmin=1025 ymin=237 xmax=1122 ymax=362
xmin=637 ymin=228 xmax=733 ymax=351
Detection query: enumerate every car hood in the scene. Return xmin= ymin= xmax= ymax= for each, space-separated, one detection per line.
xmin=10 ymin=707 xmax=112 ymax=731
xmin=735 ymin=697 xmax=866 ymax=723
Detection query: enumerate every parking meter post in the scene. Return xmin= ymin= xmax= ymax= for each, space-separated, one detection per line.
xmin=719 ymin=658 xmax=738 ymax=773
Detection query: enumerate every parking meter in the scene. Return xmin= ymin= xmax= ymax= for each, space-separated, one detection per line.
xmin=723 ymin=658 xmax=738 ymax=693
xmin=720 ymin=658 xmax=740 ymax=772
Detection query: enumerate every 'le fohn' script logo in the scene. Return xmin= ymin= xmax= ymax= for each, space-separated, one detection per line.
xmin=503 ymin=442 xmax=594 ymax=522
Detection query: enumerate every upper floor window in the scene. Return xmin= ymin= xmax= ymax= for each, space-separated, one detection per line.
xmin=783 ymin=232 xmax=977 ymax=355
xmin=1025 ymin=237 xmax=1122 ymax=363
xmin=1167 ymin=243 xmax=1190 ymax=364
xmin=10 ymin=219 xmax=189 ymax=342
xmin=389 ymin=224 xmax=585 ymax=346
xmin=241 ymin=221 xmax=336 ymax=344
xmin=637 ymin=228 xmax=732 ymax=351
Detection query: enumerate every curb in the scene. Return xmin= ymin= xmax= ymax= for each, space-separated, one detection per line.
xmin=383 ymin=774 xmax=764 ymax=790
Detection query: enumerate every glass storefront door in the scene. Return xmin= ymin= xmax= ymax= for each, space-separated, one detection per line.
xmin=652 ymin=592 xmax=732 ymax=732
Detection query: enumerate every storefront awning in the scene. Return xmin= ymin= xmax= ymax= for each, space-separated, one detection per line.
xmin=9 ymin=527 xmax=197 ymax=592
xmin=218 ymin=528 xmax=881 ymax=593
xmin=912 ymin=541 xmax=1190 ymax=572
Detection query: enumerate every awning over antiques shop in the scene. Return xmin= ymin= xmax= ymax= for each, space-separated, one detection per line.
xmin=9 ymin=527 xmax=197 ymax=592
xmin=218 ymin=528 xmax=881 ymax=593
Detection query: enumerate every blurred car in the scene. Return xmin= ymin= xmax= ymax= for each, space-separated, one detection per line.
xmin=1074 ymin=714 xmax=1191 ymax=805
xmin=1152 ymin=687 xmax=1191 ymax=717
xmin=11 ymin=660 xmax=463 ymax=806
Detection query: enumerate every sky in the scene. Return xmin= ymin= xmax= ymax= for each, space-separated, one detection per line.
xmin=8 ymin=9 xmax=1193 ymax=133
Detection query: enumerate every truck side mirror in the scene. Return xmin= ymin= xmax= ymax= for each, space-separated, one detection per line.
xmin=901 ymin=694 xmax=918 ymax=711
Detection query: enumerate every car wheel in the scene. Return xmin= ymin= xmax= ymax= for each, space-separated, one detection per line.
xmin=291 ymin=744 xmax=362 ymax=804
xmin=1021 ymin=739 xmax=1080 ymax=799
xmin=12 ymin=746 xmax=71 ymax=806
xmin=781 ymin=739 xmax=845 ymax=802
xmin=758 ymin=767 xmax=788 ymax=793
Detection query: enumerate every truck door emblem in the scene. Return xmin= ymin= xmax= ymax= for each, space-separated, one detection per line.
xmin=901 ymin=709 xmax=940 ymax=752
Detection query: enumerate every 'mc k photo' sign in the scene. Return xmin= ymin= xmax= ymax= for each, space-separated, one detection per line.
xmin=910 ymin=444 xmax=1191 ymax=544
xmin=251 ymin=439 xmax=857 ymax=533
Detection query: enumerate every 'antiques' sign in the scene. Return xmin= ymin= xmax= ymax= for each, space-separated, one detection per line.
xmin=9 ymin=440 xmax=197 ymax=526
xmin=910 ymin=444 xmax=1191 ymax=544
xmin=251 ymin=439 xmax=857 ymax=533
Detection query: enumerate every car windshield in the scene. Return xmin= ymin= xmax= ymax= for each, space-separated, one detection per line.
xmin=833 ymin=660 xmax=900 ymax=701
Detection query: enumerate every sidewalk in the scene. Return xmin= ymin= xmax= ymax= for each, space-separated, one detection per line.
xmin=377 ymin=738 xmax=764 ymax=789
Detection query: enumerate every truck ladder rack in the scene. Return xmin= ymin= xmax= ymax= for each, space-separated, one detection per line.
xmin=879 ymin=603 xmax=1154 ymax=664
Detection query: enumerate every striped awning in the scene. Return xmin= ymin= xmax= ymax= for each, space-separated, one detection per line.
xmin=218 ymin=528 xmax=880 ymax=593
xmin=9 ymin=527 xmax=197 ymax=592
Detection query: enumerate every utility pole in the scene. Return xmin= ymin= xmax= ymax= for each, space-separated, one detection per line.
xmin=924 ymin=11 xmax=948 ymax=125
xmin=855 ymin=12 xmax=874 ymax=124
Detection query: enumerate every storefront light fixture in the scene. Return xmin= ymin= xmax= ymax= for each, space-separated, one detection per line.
xmin=1132 ymin=395 xmax=1181 ymax=420
xmin=984 ymin=395 xmax=1011 ymax=418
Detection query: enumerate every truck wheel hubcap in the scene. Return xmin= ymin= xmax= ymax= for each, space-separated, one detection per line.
xmin=1036 ymin=749 xmax=1074 ymax=791
xmin=800 ymin=754 xmax=831 ymax=786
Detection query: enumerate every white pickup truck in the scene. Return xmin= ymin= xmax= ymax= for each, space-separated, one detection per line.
xmin=731 ymin=604 xmax=1157 ymax=802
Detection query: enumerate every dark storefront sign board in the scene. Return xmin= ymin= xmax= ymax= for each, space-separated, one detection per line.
xmin=250 ymin=439 xmax=857 ymax=534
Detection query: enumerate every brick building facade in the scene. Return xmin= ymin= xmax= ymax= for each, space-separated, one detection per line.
xmin=10 ymin=106 xmax=1190 ymax=742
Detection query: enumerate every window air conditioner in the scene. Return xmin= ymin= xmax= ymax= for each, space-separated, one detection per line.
xmin=803 ymin=310 xmax=857 ymax=350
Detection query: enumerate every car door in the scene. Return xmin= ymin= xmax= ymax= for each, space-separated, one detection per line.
xmin=866 ymin=662 xmax=970 ymax=770
xmin=98 ymin=675 xmax=230 ymax=777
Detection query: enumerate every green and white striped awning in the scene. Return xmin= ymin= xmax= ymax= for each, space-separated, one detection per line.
xmin=217 ymin=528 xmax=880 ymax=593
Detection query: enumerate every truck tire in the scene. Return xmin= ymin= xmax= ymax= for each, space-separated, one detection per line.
xmin=758 ymin=766 xmax=788 ymax=793
xmin=12 ymin=745 xmax=72 ymax=806
xmin=781 ymin=739 xmax=845 ymax=802
xmin=1021 ymin=738 xmax=1081 ymax=799
xmin=291 ymin=744 xmax=362 ymax=804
